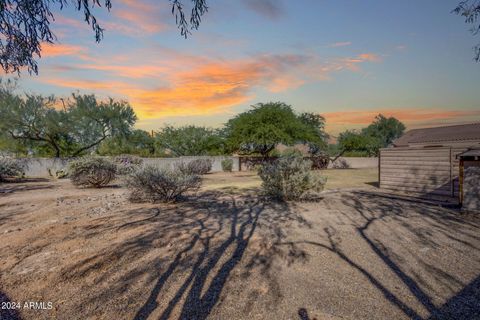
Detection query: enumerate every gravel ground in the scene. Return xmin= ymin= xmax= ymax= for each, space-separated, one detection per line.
xmin=0 ymin=178 xmax=479 ymax=320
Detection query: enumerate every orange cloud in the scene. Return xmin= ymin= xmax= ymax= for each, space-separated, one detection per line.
xmin=39 ymin=51 xmax=382 ymax=120
xmin=109 ymin=0 xmax=168 ymax=35
xmin=41 ymin=43 xmax=86 ymax=58
xmin=357 ymin=53 xmax=381 ymax=62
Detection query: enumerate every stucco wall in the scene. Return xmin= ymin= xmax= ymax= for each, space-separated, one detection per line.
xmin=463 ymin=162 xmax=480 ymax=213
xmin=21 ymin=156 xmax=240 ymax=177
xmin=328 ymin=157 xmax=378 ymax=169
xmin=19 ymin=156 xmax=377 ymax=177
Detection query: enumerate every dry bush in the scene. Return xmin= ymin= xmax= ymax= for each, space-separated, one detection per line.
xmin=258 ymin=155 xmax=326 ymax=201
xmin=331 ymin=158 xmax=350 ymax=169
xmin=68 ymin=156 xmax=117 ymax=188
xmin=221 ymin=158 xmax=233 ymax=172
xmin=174 ymin=158 xmax=212 ymax=175
xmin=113 ymin=154 xmax=143 ymax=175
xmin=126 ymin=165 xmax=201 ymax=203
xmin=0 ymin=156 xmax=25 ymax=181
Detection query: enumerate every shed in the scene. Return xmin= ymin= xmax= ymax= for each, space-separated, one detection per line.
xmin=457 ymin=148 xmax=480 ymax=212
xmin=379 ymin=123 xmax=480 ymax=202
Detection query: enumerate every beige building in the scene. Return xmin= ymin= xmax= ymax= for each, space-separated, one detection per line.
xmin=379 ymin=123 xmax=480 ymax=203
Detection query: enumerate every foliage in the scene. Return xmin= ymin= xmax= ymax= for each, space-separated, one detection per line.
xmin=331 ymin=158 xmax=350 ymax=169
xmin=332 ymin=114 xmax=406 ymax=159
xmin=258 ymin=155 xmax=326 ymax=201
xmin=337 ymin=130 xmax=379 ymax=157
xmin=126 ymin=165 xmax=201 ymax=203
xmin=68 ymin=156 xmax=117 ymax=188
xmin=0 ymin=85 xmax=136 ymax=157
xmin=221 ymin=158 xmax=233 ymax=172
xmin=0 ymin=0 xmax=208 ymax=74
xmin=453 ymin=0 xmax=480 ymax=61
xmin=298 ymin=112 xmax=329 ymax=154
xmin=113 ymin=154 xmax=143 ymax=175
xmin=174 ymin=158 xmax=212 ymax=175
xmin=0 ymin=156 xmax=25 ymax=181
xmin=155 ymin=125 xmax=225 ymax=156
xmin=98 ymin=129 xmax=155 ymax=157
xmin=361 ymin=114 xmax=405 ymax=149
xmin=225 ymin=102 xmax=326 ymax=157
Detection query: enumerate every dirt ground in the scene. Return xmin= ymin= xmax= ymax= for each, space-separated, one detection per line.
xmin=201 ymin=168 xmax=379 ymax=192
xmin=1 ymin=172 xmax=479 ymax=320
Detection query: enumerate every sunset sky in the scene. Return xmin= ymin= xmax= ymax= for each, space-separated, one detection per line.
xmin=14 ymin=0 xmax=480 ymax=137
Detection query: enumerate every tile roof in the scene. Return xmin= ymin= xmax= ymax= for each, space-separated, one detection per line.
xmin=393 ymin=123 xmax=480 ymax=147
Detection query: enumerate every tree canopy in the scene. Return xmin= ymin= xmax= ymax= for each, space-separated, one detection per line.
xmin=0 ymin=84 xmax=136 ymax=157
xmin=97 ymin=129 xmax=155 ymax=157
xmin=453 ymin=0 xmax=480 ymax=61
xmin=0 ymin=0 xmax=208 ymax=74
xmin=332 ymin=114 xmax=405 ymax=159
xmin=362 ymin=114 xmax=405 ymax=149
xmin=154 ymin=125 xmax=224 ymax=156
xmin=225 ymin=102 xmax=328 ymax=157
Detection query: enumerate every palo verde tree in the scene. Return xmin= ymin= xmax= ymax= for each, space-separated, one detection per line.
xmin=154 ymin=125 xmax=224 ymax=156
xmin=298 ymin=112 xmax=329 ymax=155
xmin=0 ymin=0 xmax=208 ymax=74
xmin=0 ymin=84 xmax=136 ymax=157
xmin=97 ymin=129 xmax=155 ymax=157
xmin=225 ymin=102 xmax=327 ymax=157
xmin=453 ymin=0 xmax=480 ymax=61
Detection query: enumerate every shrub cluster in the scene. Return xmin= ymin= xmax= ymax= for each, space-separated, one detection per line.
xmin=174 ymin=158 xmax=212 ymax=175
xmin=258 ymin=155 xmax=326 ymax=201
xmin=126 ymin=165 xmax=201 ymax=203
xmin=221 ymin=158 xmax=233 ymax=172
xmin=113 ymin=154 xmax=143 ymax=175
xmin=68 ymin=156 xmax=117 ymax=188
xmin=0 ymin=156 xmax=25 ymax=181
xmin=331 ymin=158 xmax=350 ymax=169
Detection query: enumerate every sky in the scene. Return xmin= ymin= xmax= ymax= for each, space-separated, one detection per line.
xmin=11 ymin=0 xmax=480 ymax=137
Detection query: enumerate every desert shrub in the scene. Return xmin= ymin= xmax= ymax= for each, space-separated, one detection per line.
xmin=113 ymin=154 xmax=143 ymax=175
xmin=174 ymin=158 xmax=213 ymax=175
xmin=68 ymin=156 xmax=117 ymax=188
xmin=258 ymin=155 xmax=326 ymax=201
xmin=47 ymin=168 xmax=68 ymax=179
xmin=126 ymin=165 xmax=201 ymax=203
xmin=0 ymin=156 xmax=25 ymax=181
xmin=331 ymin=158 xmax=350 ymax=169
xmin=221 ymin=158 xmax=233 ymax=172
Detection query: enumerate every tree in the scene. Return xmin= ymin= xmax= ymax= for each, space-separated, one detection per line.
xmin=225 ymin=102 xmax=321 ymax=157
xmin=298 ymin=112 xmax=329 ymax=155
xmin=361 ymin=114 xmax=405 ymax=149
xmin=331 ymin=114 xmax=405 ymax=160
xmin=453 ymin=0 xmax=480 ymax=61
xmin=97 ymin=129 xmax=155 ymax=157
xmin=0 ymin=85 xmax=136 ymax=157
xmin=155 ymin=125 xmax=224 ymax=156
xmin=0 ymin=0 xmax=208 ymax=74
xmin=333 ymin=130 xmax=379 ymax=161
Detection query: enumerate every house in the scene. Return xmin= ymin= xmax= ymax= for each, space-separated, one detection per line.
xmin=379 ymin=123 xmax=480 ymax=202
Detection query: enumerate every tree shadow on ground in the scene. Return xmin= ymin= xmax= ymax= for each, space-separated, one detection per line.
xmin=0 ymin=179 xmax=54 ymax=195
xmin=298 ymin=308 xmax=317 ymax=320
xmin=274 ymin=190 xmax=480 ymax=319
xmin=334 ymin=190 xmax=480 ymax=319
xmin=58 ymin=191 xmax=309 ymax=320
xmin=364 ymin=181 xmax=379 ymax=188
xmin=0 ymin=291 xmax=22 ymax=320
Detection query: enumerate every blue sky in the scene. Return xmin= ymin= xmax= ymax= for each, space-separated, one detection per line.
xmin=12 ymin=0 xmax=480 ymax=136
